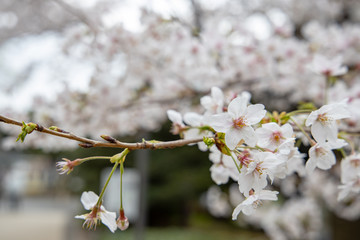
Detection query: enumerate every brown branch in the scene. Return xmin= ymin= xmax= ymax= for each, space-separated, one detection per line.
xmin=0 ymin=115 xmax=204 ymax=150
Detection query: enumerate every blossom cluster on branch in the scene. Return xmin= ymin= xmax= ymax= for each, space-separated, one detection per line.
xmin=1 ymin=0 xmax=360 ymax=238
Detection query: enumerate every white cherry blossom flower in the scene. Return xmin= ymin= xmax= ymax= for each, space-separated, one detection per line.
xmin=237 ymin=151 xmax=281 ymax=196
xmin=338 ymin=178 xmax=360 ymax=202
xmin=167 ymin=110 xmax=186 ymax=135
xmin=75 ymin=191 xmax=117 ymax=233
xmin=338 ymin=154 xmax=360 ymax=201
xmin=305 ymin=100 xmax=351 ymax=144
xmin=183 ymin=112 xmax=212 ymax=151
xmin=309 ymin=54 xmax=348 ymax=77
xmin=340 ymin=154 xmax=360 ymax=184
xmin=232 ymin=190 xmax=279 ymax=219
xmin=255 ymin=122 xmax=294 ymax=150
xmin=209 ymin=147 xmax=239 ymax=184
xmin=276 ymin=140 xmax=306 ymax=176
xmin=201 ymin=86 xmax=225 ymax=114
xmin=206 ymin=96 xmax=266 ymax=149
xmin=306 ymin=139 xmax=347 ymax=173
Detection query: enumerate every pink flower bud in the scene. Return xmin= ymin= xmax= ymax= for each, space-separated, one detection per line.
xmin=117 ymin=209 xmax=129 ymax=231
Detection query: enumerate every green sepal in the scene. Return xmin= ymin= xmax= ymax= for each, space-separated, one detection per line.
xmin=110 ymin=148 xmax=130 ymax=164
xmin=215 ymin=132 xmax=231 ymax=156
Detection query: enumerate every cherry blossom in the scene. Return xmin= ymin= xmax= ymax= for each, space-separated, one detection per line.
xmin=2 ymin=1 xmax=360 ymax=239
xmin=305 ymin=139 xmax=347 ymax=173
xmin=209 ymin=147 xmax=239 ymax=184
xmin=200 ymin=86 xmax=225 ymax=115
xmin=206 ymin=96 xmax=266 ymax=149
xmin=232 ymin=190 xmax=278 ymax=219
xmin=183 ymin=112 xmax=212 ymax=151
xmin=255 ymin=122 xmax=294 ymax=151
xmin=305 ymin=100 xmax=351 ymax=144
xmin=75 ymin=191 xmax=117 ymax=233
xmin=338 ymin=154 xmax=360 ymax=201
xmin=167 ymin=110 xmax=186 ymax=135
xmin=309 ymin=54 xmax=348 ymax=77
xmin=237 ymin=151 xmax=282 ymax=196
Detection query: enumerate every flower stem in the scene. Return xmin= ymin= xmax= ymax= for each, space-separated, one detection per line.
xmin=96 ymin=149 xmax=129 ymax=207
xmin=79 ymin=156 xmax=111 ymax=163
xmin=289 ymin=116 xmax=314 ymax=145
xmin=120 ymin=159 xmax=124 ymax=210
xmin=339 ymin=148 xmax=347 ymax=159
xmin=287 ymin=109 xmax=313 ymax=116
xmin=226 ymin=148 xmax=241 ymax=174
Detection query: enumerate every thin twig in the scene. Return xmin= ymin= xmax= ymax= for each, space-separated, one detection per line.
xmin=0 ymin=115 xmax=204 ymax=150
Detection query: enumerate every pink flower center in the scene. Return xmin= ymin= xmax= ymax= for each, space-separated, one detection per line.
xmin=233 ymin=117 xmax=246 ymax=129
xmin=238 ymin=151 xmax=251 ymax=167
xmin=271 ymin=131 xmax=282 ymax=142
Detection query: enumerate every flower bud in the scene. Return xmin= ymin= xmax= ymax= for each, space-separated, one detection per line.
xmin=116 ymin=209 xmax=129 ymax=231
xmin=101 ymin=135 xmax=117 ymax=143
xmin=203 ymin=137 xmax=215 ymax=148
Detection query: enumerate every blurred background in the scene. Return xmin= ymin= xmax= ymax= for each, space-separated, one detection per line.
xmin=1 ymin=0 xmax=360 ymax=239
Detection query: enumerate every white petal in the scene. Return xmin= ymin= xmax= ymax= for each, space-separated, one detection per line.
xmin=305 ymin=110 xmax=319 ymax=127
xmin=258 ymin=190 xmax=279 ymax=201
xmin=80 ymin=191 xmax=99 ymax=210
xmin=332 ymin=66 xmax=348 ymax=76
xmin=232 ymin=203 xmax=245 ymax=220
xmin=184 ymin=112 xmax=202 ymax=126
xmin=206 ymin=113 xmax=233 ymax=133
xmin=326 ymin=101 xmax=351 ymax=120
xmin=310 ymin=122 xmax=337 ymax=144
xmin=315 ymin=147 xmax=336 ymax=170
xmin=306 ymin=152 xmax=317 ymax=173
xmin=200 ymin=96 xmax=213 ymax=110
xmin=244 ymin=104 xmax=266 ymax=125
xmin=262 ymin=122 xmax=280 ymax=131
xmin=239 ymin=126 xmax=257 ymax=147
xmin=232 ymin=195 xmax=256 ymax=219
xmin=100 ymin=210 xmax=117 ymax=233
xmin=238 ymin=174 xmax=254 ymax=195
xmin=242 ymin=205 xmax=256 ymax=215
xmin=210 ymin=164 xmax=230 ymax=185
xmin=225 ymin=128 xmax=243 ymax=150
xmin=211 ymin=87 xmax=224 ymax=106
xmin=327 ymin=139 xmax=347 ymax=149
xmin=228 ymin=97 xmax=247 ymax=119
xmin=167 ymin=110 xmax=183 ymax=124
xmin=281 ymin=123 xmax=294 ymax=138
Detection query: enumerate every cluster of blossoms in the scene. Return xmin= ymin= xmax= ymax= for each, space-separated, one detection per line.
xmin=167 ymin=85 xmax=358 ymax=230
xmin=2 ymin=0 xmax=360 ymax=238
xmin=3 ymin=1 xmax=360 ymax=152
